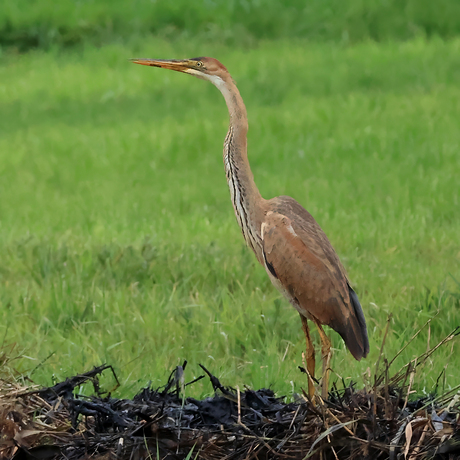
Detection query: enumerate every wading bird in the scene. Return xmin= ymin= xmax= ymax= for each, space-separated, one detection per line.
xmin=131 ymin=57 xmax=369 ymax=398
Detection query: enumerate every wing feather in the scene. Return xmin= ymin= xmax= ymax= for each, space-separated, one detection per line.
xmin=261 ymin=197 xmax=369 ymax=360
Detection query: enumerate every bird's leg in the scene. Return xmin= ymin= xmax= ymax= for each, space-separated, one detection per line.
xmin=313 ymin=320 xmax=332 ymax=400
xmin=300 ymin=314 xmax=316 ymax=398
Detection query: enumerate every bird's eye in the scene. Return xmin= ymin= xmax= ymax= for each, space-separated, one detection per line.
xmin=196 ymin=61 xmax=203 ymax=67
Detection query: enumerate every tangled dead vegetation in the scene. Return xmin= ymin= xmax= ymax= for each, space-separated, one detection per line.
xmin=1 ymin=327 xmax=460 ymax=460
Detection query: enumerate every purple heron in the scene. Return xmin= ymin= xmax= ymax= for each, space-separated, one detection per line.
xmin=131 ymin=57 xmax=369 ymax=398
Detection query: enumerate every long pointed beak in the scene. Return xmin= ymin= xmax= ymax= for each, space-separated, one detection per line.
xmin=130 ymin=58 xmax=192 ymax=73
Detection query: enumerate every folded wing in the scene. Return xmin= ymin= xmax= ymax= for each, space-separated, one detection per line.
xmin=261 ymin=198 xmax=369 ymax=360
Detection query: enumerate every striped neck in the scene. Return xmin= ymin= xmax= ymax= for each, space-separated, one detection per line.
xmin=223 ymin=126 xmax=263 ymax=260
xmin=208 ymin=74 xmax=264 ymax=261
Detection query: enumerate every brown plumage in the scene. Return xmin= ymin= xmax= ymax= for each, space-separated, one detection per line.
xmin=131 ymin=56 xmax=369 ymax=398
xmin=262 ymin=197 xmax=368 ymax=360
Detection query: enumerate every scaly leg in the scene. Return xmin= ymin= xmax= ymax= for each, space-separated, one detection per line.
xmin=300 ymin=314 xmax=316 ymax=398
xmin=313 ymin=319 xmax=332 ymax=400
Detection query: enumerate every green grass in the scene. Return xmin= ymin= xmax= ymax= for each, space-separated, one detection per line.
xmin=2 ymin=0 xmax=460 ymax=50
xmin=1 ymin=37 xmax=459 ymax=397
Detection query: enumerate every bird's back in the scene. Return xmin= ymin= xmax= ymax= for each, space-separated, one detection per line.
xmin=261 ymin=196 xmax=369 ymax=360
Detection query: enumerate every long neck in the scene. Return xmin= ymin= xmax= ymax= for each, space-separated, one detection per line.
xmin=212 ymin=75 xmax=264 ymax=261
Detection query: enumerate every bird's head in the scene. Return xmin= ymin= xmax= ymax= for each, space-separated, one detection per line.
xmin=130 ymin=57 xmax=230 ymax=87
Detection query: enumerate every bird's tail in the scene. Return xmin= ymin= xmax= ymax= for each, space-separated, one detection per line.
xmin=342 ymin=285 xmax=370 ymax=360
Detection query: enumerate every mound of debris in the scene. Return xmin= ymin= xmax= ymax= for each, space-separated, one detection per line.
xmin=1 ymin=329 xmax=460 ymax=459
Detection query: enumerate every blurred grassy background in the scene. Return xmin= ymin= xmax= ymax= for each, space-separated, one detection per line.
xmin=0 ymin=2 xmax=459 ymax=398
xmin=2 ymin=0 xmax=460 ymax=51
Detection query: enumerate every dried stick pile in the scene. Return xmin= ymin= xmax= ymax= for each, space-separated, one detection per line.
xmin=1 ymin=330 xmax=460 ymax=459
